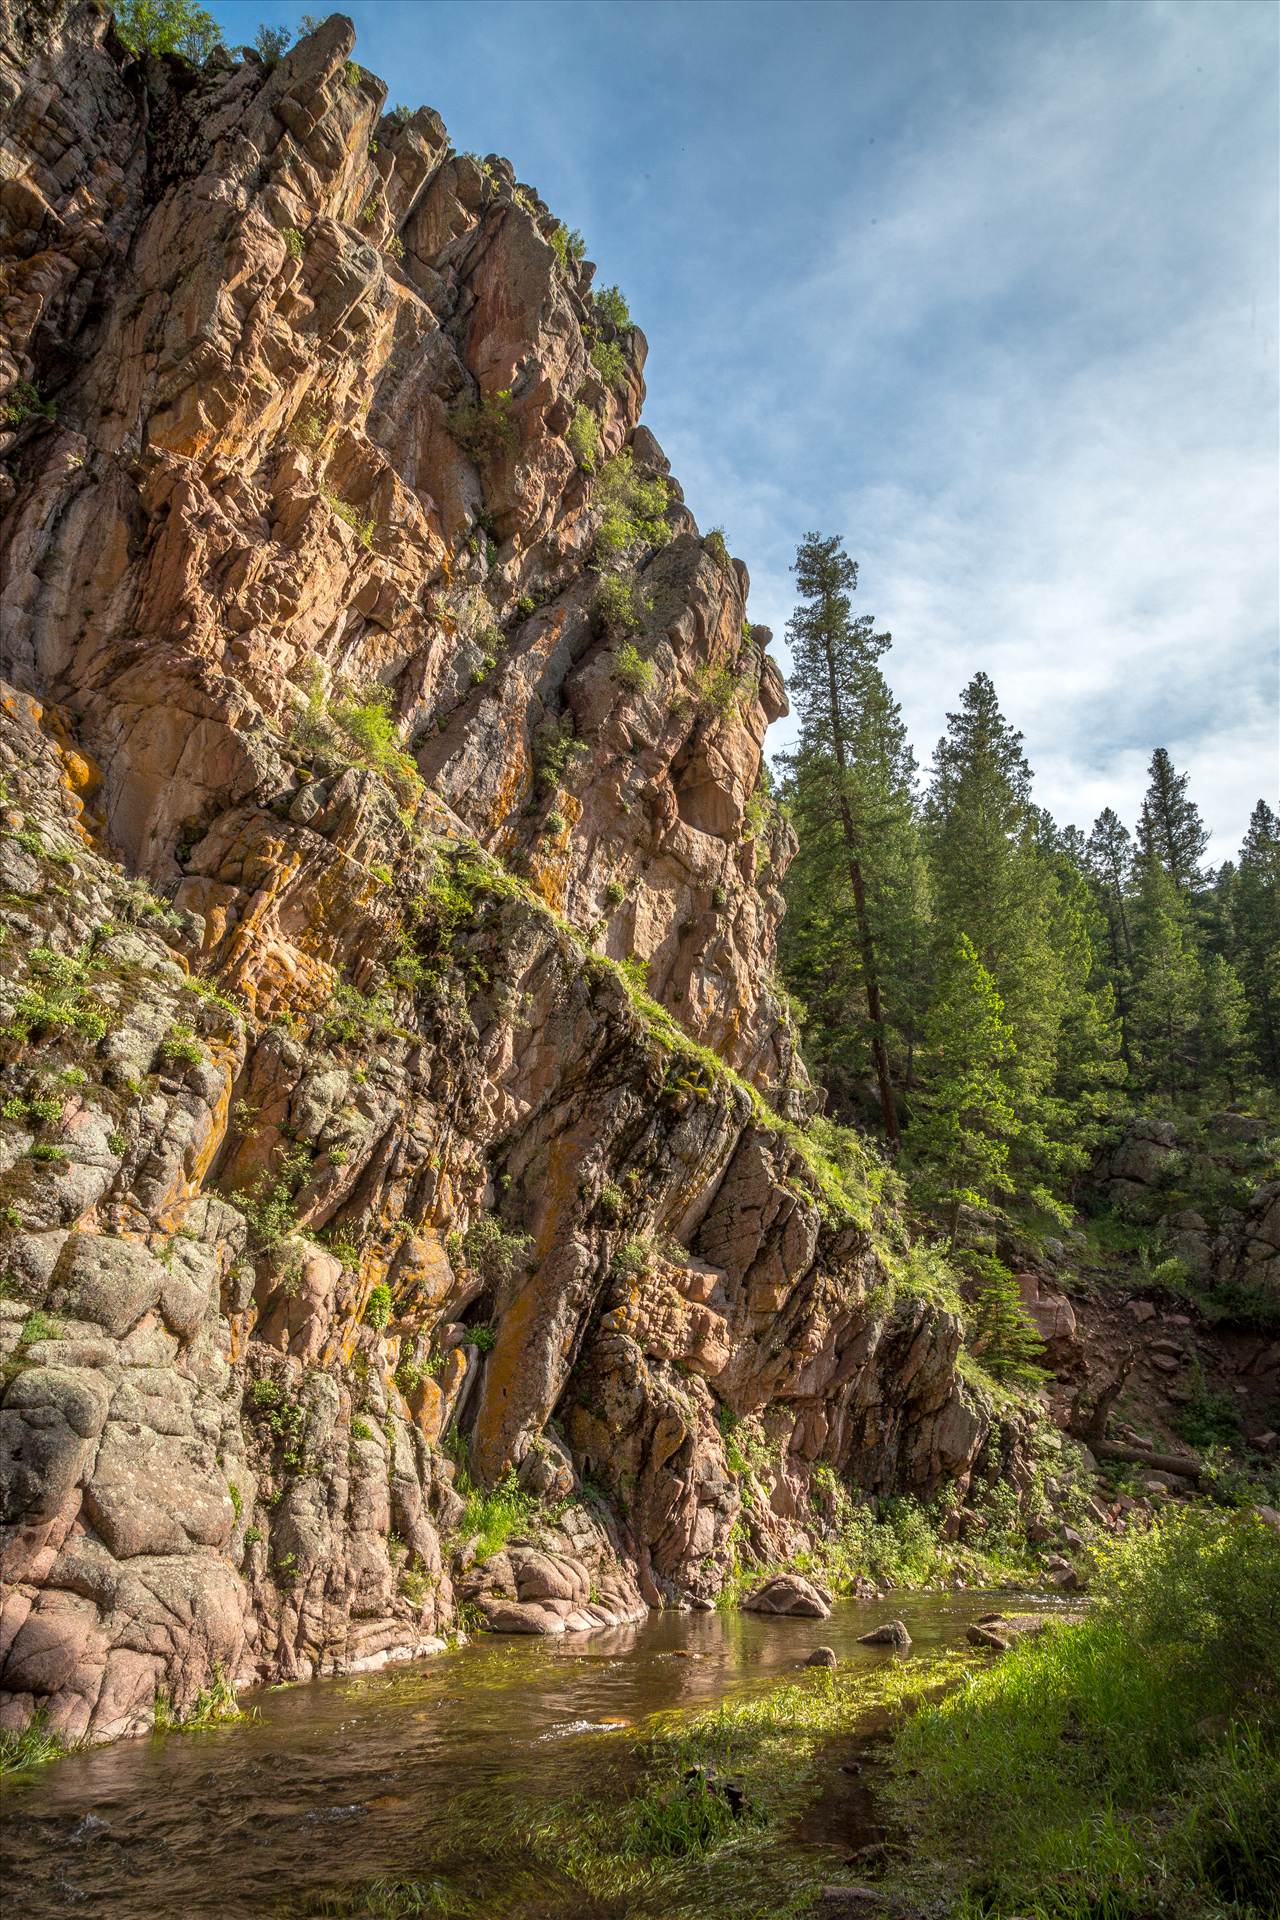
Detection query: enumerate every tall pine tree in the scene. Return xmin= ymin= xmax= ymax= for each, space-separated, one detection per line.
xmin=911 ymin=934 xmax=1019 ymax=1247
xmin=1232 ymin=799 xmax=1280 ymax=1083
xmin=1136 ymin=748 xmax=1210 ymax=896
xmin=781 ymin=533 xmax=910 ymax=1143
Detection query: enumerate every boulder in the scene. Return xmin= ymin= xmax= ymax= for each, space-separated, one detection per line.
xmin=805 ymin=1645 xmax=838 ymax=1668
xmin=858 ymin=1620 xmax=911 ymax=1652
xmin=743 ymin=1573 xmax=831 ymax=1619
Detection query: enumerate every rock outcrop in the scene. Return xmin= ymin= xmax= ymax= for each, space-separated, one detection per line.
xmin=0 ymin=2 xmax=995 ymax=1748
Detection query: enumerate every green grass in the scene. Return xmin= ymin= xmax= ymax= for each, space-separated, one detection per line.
xmin=457 ymin=1468 xmax=535 ymax=1563
xmin=0 ymin=1708 xmax=67 ymax=1776
xmin=884 ymin=1507 xmax=1280 ymax=1919
xmin=153 ymin=1666 xmax=248 ymax=1735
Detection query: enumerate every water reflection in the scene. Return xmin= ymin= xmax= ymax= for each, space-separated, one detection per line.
xmin=0 ymin=1589 xmax=1068 ymax=1916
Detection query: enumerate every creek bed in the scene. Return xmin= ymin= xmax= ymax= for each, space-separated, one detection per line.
xmin=0 ymin=1588 xmax=1071 ymax=1917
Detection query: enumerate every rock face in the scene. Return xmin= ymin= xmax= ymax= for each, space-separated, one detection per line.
xmin=0 ymin=3 xmax=996 ymax=1748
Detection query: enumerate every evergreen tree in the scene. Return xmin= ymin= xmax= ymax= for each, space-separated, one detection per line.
xmin=1085 ymin=807 xmax=1136 ymax=1054
xmin=1129 ymin=859 xmax=1202 ymax=1098
xmin=1194 ymin=954 xmax=1254 ymax=1103
xmin=1136 ymin=747 xmax=1210 ymax=895
xmin=910 ymin=934 xmax=1019 ymax=1246
xmin=1232 ymin=799 xmax=1280 ymax=1082
xmin=782 ymin=533 xmax=907 ymax=1143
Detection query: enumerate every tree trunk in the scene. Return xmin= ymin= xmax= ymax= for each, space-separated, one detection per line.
xmin=823 ymin=643 xmax=899 ymax=1147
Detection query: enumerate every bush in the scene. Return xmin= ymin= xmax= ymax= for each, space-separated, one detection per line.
xmin=603 ymin=880 xmax=627 ymax=909
xmin=159 ymin=1022 xmax=204 ymax=1068
xmin=703 ymin=526 xmax=729 ymax=567
xmin=458 ymin=1468 xmax=534 ymax=1562
xmin=460 ymin=1215 xmax=534 ymax=1288
xmin=294 ymin=672 xmax=422 ymax=806
xmin=589 ymin=336 xmax=628 ymax=388
xmin=566 ymin=403 xmax=598 ymax=472
xmin=364 ymin=1282 xmax=392 ymax=1329
xmin=532 ymin=714 xmax=586 ymax=792
xmin=1 ymin=380 xmax=56 ymax=427
xmin=612 ymin=638 xmax=654 ymax=690
xmin=448 ymin=387 xmax=516 ymax=462
xmin=550 ymin=224 xmax=585 ymax=273
xmin=110 ymin=0 xmax=219 ymax=60
xmin=253 ymin=22 xmax=291 ymax=62
xmin=592 ymin=452 xmax=670 ymax=566
xmin=592 ymin=283 xmax=631 ymax=330
xmin=319 ymin=485 xmax=376 ymax=548
xmin=281 ymin=226 xmax=304 ymax=259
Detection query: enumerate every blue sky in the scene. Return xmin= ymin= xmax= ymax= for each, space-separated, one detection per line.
xmin=210 ymin=0 xmax=1278 ymax=857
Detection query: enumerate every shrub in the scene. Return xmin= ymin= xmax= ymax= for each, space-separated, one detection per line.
xmin=592 ymin=452 xmax=670 ymax=566
xmin=596 ymin=573 xmax=652 ymax=635
xmin=319 ymin=485 xmax=376 ymax=548
xmin=532 ymin=713 xmax=586 ymax=792
xmin=364 ymin=1283 xmax=392 ymax=1328
xmin=159 ymin=1022 xmax=204 ymax=1068
xmin=294 ymin=671 xmax=422 ymax=805
xmin=589 ymin=336 xmax=628 ymax=388
xmin=592 ymin=283 xmax=631 ymax=330
xmin=253 ymin=22 xmax=291 ymax=62
xmin=612 ymin=638 xmax=654 ymax=690
xmin=550 ymin=224 xmax=585 ymax=272
xmin=110 ymin=0 xmax=219 ymax=61
xmin=690 ymin=662 xmax=750 ymax=718
xmin=603 ymin=880 xmax=626 ymax=909
xmin=703 ymin=526 xmax=729 ymax=567
xmin=566 ymin=403 xmax=598 ymax=472
xmin=542 ymin=809 xmax=567 ymax=838
xmin=1 ymin=380 xmax=56 ymax=427
xmin=281 ymin=226 xmax=304 ymax=259
xmin=460 ymin=1215 xmax=534 ymax=1288
xmin=448 ymin=388 xmax=516 ymax=462
xmin=389 ymin=103 xmax=414 ymax=126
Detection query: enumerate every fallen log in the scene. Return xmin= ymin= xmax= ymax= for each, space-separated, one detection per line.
xmin=1092 ymin=1439 xmax=1204 ymax=1483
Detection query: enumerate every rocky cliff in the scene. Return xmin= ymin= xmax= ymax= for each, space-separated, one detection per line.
xmin=0 ymin=1 xmax=994 ymax=1748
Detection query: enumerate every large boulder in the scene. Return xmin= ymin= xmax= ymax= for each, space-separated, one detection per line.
xmin=743 ymin=1573 xmax=831 ymax=1618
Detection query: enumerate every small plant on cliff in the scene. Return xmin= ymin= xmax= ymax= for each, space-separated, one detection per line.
xmin=566 ymin=403 xmax=598 ymax=472
xmin=153 ymin=1666 xmax=245 ymax=1735
xmin=364 ymin=1282 xmax=393 ymax=1329
xmin=688 ymin=661 xmax=752 ymax=719
xmin=603 ymin=880 xmax=627 ymax=909
xmin=295 ymin=671 xmax=423 ymax=806
xmin=592 ymin=452 xmax=670 ymax=567
xmin=532 ymin=714 xmax=588 ymax=792
xmin=281 ymin=225 xmax=305 ymax=259
xmin=550 ymin=223 xmax=585 ymax=273
xmin=447 ymin=387 xmax=516 ymax=463
xmin=592 ymin=283 xmax=632 ymax=331
xmin=159 ymin=1022 xmax=204 ymax=1069
xmin=703 ymin=526 xmax=730 ymax=568
xmin=235 ymin=1143 xmax=312 ymax=1250
xmin=460 ymin=1215 xmax=534 ymax=1288
xmin=458 ymin=1468 xmax=535 ymax=1562
xmin=2 ymin=380 xmax=56 ymax=427
xmin=319 ymin=485 xmax=376 ymax=549
xmin=588 ymin=335 xmax=628 ymax=389
xmin=109 ymin=0 xmax=220 ymax=62
xmin=596 ymin=574 xmax=653 ymax=637
xmin=612 ymin=637 xmax=655 ymax=690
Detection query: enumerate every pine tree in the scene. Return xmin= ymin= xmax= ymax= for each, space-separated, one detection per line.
xmin=1086 ymin=806 xmax=1136 ymax=1064
xmin=1136 ymin=748 xmax=1210 ymax=895
xmin=782 ymin=533 xmax=906 ymax=1143
xmin=1232 ymin=799 xmax=1280 ymax=1083
xmin=1194 ymin=954 xmax=1254 ymax=1103
xmin=911 ymin=934 xmax=1019 ymax=1246
xmin=1129 ymin=858 xmax=1202 ymax=1098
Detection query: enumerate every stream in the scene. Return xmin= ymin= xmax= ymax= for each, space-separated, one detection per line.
xmin=0 ymin=1588 xmax=1067 ymax=1918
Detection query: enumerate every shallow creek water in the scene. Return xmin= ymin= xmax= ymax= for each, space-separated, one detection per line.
xmin=1 ymin=1588 xmax=1066 ymax=1918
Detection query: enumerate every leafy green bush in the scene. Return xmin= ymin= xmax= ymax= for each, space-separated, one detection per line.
xmin=319 ymin=485 xmax=376 ymax=548
xmin=588 ymin=336 xmax=628 ymax=389
xmin=460 ymin=1215 xmax=534 ymax=1288
xmin=1 ymin=380 xmax=56 ymax=427
xmin=603 ymin=880 xmax=627 ymax=909
xmin=281 ymin=225 xmax=304 ymax=259
xmin=531 ymin=713 xmax=587 ymax=792
xmin=294 ymin=672 xmax=422 ymax=805
xmin=159 ymin=1022 xmax=204 ymax=1068
xmin=253 ymin=23 xmax=291 ymax=62
xmin=703 ymin=526 xmax=729 ymax=567
xmin=612 ymin=638 xmax=654 ymax=690
xmin=566 ymin=403 xmax=598 ymax=472
xmin=448 ymin=387 xmax=516 ymax=462
xmin=458 ymin=1468 xmax=534 ymax=1562
xmin=592 ymin=452 xmax=670 ymax=566
xmin=592 ymin=283 xmax=631 ymax=330
xmin=110 ymin=0 xmax=219 ymax=61
xmin=550 ymin=223 xmax=585 ymax=272
xmin=364 ymin=1282 xmax=392 ymax=1329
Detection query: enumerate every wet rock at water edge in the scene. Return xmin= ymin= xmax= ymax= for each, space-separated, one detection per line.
xmin=806 ymin=1644 xmax=839 ymax=1667
xmin=857 ymin=1620 xmax=911 ymax=1652
xmin=966 ymin=1623 xmax=1011 ymax=1651
xmin=743 ymin=1573 xmax=832 ymax=1618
